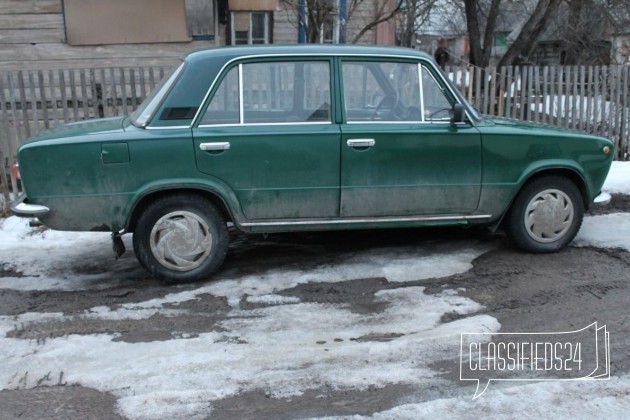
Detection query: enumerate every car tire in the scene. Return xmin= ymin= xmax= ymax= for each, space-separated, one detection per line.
xmin=132 ymin=194 xmax=229 ymax=283
xmin=504 ymin=176 xmax=584 ymax=253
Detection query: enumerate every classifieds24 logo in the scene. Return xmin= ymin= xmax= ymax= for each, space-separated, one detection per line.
xmin=460 ymin=322 xmax=610 ymax=399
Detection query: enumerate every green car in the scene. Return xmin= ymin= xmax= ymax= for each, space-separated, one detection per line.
xmin=12 ymin=45 xmax=614 ymax=283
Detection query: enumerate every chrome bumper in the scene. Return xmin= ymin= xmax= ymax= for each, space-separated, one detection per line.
xmin=10 ymin=193 xmax=50 ymax=218
xmin=593 ymin=192 xmax=611 ymax=206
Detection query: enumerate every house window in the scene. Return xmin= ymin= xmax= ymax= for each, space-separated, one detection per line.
xmin=321 ymin=14 xmax=337 ymax=43
xmin=231 ymin=12 xmax=272 ymax=45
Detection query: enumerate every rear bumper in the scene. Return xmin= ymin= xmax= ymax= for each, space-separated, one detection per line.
xmin=593 ymin=192 xmax=611 ymax=206
xmin=10 ymin=193 xmax=50 ymax=218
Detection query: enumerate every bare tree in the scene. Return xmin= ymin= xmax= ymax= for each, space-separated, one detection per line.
xmin=347 ymin=0 xmax=404 ymax=44
xmin=281 ymin=0 xmax=404 ymax=44
xmin=464 ymin=0 xmax=502 ymax=67
xmin=497 ymin=0 xmax=564 ymax=66
xmin=395 ymin=0 xmax=438 ymax=48
xmin=559 ymin=0 xmax=616 ymax=64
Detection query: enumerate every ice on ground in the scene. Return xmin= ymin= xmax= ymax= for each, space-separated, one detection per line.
xmin=602 ymin=161 xmax=630 ymax=195
xmin=574 ymin=213 xmax=630 ymax=251
xmin=344 ymin=374 xmax=630 ymax=419
xmin=0 ymin=286 xmax=499 ymax=420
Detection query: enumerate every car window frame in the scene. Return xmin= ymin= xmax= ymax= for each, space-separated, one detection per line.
xmin=339 ymin=57 xmax=462 ymax=125
xmin=195 ymin=57 xmax=335 ymax=128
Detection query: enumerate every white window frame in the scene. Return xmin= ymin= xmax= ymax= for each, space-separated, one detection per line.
xmin=230 ymin=11 xmax=271 ymax=45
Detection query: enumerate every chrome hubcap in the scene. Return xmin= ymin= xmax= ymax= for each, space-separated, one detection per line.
xmin=524 ymin=189 xmax=574 ymax=243
xmin=149 ymin=211 xmax=213 ymax=271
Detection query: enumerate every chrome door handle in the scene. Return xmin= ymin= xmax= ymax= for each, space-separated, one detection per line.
xmin=346 ymin=139 xmax=375 ymax=148
xmin=199 ymin=142 xmax=230 ymax=151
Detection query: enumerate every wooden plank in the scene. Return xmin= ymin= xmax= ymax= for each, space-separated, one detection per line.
xmin=58 ymin=69 xmax=69 ymax=121
xmin=47 ymin=69 xmax=59 ymax=126
xmin=0 ymin=0 xmax=62 ymax=14
xmin=622 ymin=66 xmax=629 ymax=158
xmin=120 ymin=68 xmax=128 ymax=115
xmin=79 ymin=69 xmax=89 ymax=119
xmin=613 ymin=66 xmax=622 ymax=154
xmin=541 ymin=66 xmax=548 ymax=124
xmin=498 ymin=67 xmax=506 ymax=117
xmin=0 ymin=29 xmax=64 ymax=44
xmin=130 ymin=69 xmax=138 ymax=111
xmin=139 ymin=67 xmax=147 ymax=102
xmin=6 ymin=73 xmax=24 ymax=143
xmin=585 ymin=66 xmax=593 ymax=133
xmin=570 ymin=66 xmax=578 ymax=130
xmin=89 ymin=68 xmax=99 ymax=118
xmin=505 ymin=66 xmax=513 ymax=118
xmin=467 ymin=66 xmax=474 ymax=102
xmin=548 ymin=66 xmax=556 ymax=124
xmin=109 ymin=67 xmax=119 ymax=116
xmin=149 ymin=67 xmax=156 ymax=90
xmin=562 ymin=67 xmax=570 ymax=128
xmin=0 ymin=74 xmax=20 ymax=194
xmin=599 ymin=66 xmax=608 ymax=137
xmin=16 ymin=71 xmax=30 ymax=138
xmin=593 ymin=66 xmax=600 ymax=135
xmin=27 ymin=71 xmax=40 ymax=131
xmin=69 ymin=69 xmax=79 ymax=121
xmin=489 ymin=66 xmax=497 ymax=116
xmin=38 ymin=70 xmax=50 ymax=128
xmin=482 ymin=67 xmax=489 ymax=114
xmin=0 ymin=57 xmax=180 ymax=71
xmin=475 ymin=67 xmax=483 ymax=109
xmin=532 ymin=66 xmax=539 ymax=122
xmin=0 ymin=13 xmax=63 ymax=29
xmin=517 ymin=66 xmax=526 ymax=120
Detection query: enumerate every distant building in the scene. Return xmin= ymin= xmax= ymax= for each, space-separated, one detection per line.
xmin=0 ymin=0 xmax=398 ymax=70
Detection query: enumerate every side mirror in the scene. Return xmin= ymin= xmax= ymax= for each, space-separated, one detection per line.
xmin=451 ymin=103 xmax=465 ymax=124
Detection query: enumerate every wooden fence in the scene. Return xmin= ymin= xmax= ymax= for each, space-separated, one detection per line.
xmin=1 ymin=64 xmax=629 ymax=210
xmin=444 ymin=64 xmax=629 ymax=157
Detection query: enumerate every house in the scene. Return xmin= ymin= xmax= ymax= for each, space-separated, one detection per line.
xmin=413 ymin=0 xmax=623 ymax=66
xmin=0 ymin=0 xmax=398 ymax=71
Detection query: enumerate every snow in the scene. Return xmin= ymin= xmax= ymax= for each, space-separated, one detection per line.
xmin=347 ymin=375 xmax=630 ymax=419
xmin=0 ymin=162 xmax=629 ymax=418
xmin=602 ymin=161 xmax=630 ymax=194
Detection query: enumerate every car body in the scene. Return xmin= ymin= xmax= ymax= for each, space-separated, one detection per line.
xmin=12 ymin=45 xmax=614 ymax=282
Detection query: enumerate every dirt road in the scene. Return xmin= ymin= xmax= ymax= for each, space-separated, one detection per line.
xmin=1 ymin=196 xmax=629 ymax=419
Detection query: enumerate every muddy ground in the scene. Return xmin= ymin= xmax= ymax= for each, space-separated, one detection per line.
xmin=1 ymin=195 xmax=629 ymax=419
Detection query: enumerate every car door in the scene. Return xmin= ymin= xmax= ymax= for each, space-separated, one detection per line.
xmin=192 ymin=59 xmax=341 ymax=220
xmin=339 ymin=59 xmax=482 ymax=217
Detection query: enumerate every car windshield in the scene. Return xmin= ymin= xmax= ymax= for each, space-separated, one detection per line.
xmin=130 ymin=61 xmax=185 ymax=127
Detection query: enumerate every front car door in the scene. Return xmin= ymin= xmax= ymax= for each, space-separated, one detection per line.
xmin=339 ymin=58 xmax=482 ymax=217
xmin=192 ymin=58 xmax=340 ymax=220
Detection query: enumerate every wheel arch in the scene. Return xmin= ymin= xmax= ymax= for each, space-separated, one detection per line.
xmin=517 ymin=167 xmax=590 ymax=210
xmin=125 ymin=186 xmax=236 ymax=233
xmin=488 ymin=166 xmax=589 ymax=232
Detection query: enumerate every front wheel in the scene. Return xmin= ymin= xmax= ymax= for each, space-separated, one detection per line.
xmin=133 ymin=194 xmax=229 ymax=283
xmin=504 ymin=176 xmax=584 ymax=253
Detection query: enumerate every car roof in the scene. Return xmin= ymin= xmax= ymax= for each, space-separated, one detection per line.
xmin=185 ymin=44 xmax=433 ymax=65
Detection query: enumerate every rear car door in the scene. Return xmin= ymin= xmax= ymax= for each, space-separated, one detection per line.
xmin=192 ymin=59 xmax=341 ymax=220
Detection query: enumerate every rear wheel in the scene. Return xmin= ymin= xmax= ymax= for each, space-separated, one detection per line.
xmin=504 ymin=176 xmax=584 ymax=253
xmin=133 ymin=194 xmax=228 ymax=283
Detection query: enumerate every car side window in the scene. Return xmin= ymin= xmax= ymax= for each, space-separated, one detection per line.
xmin=201 ymin=66 xmax=239 ymax=125
xmin=242 ymin=61 xmax=330 ymax=123
xmin=342 ymin=61 xmax=456 ymax=123
xmin=342 ymin=61 xmax=420 ymax=122
xmin=202 ymin=61 xmax=331 ymax=125
xmin=421 ymin=65 xmax=453 ymax=121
